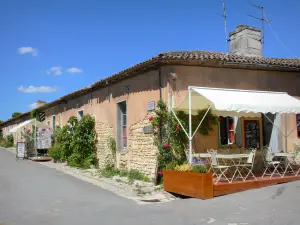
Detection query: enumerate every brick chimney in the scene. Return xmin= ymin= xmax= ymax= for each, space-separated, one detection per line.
xmin=36 ymin=100 xmax=46 ymax=108
xmin=229 ymin=25 xmax=262 ymax=57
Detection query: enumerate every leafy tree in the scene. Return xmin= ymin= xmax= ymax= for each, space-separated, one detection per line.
xmin=12 ymin=112 xmax=22 ymax=118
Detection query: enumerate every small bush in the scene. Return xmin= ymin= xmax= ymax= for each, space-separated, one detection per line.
xmin=190 ymin=165 xmax=207 ymax=173
xmin=165 ymin=161 xmax=178 ymax=170
xmin=48 ymin=143 xmax=63 ymax=162
xmin=174 ymin=163 xmax=192 ymax=172
xmin=100 ymin=167 xmax=120 ymax=178
xmin=5 ymin=135 xmax=14 ymax=147
xmin=127 ymin=170 xmax=151 ymax=182
xmin=174 ymin=163 xmax=207 ymax=173
xmin=119 ymin=170 xmax=128 ymax=177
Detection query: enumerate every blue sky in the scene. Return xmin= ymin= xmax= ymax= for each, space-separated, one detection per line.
xmin=0 ymin=0 xmax=299 ymax=121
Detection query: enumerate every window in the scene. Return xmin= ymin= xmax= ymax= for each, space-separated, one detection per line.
xmin=52 ymin=115 xmax=56 ymax=130
xmin=117 ymin=101 xmax=127 ymax=150
xmin=297 ymin=114 xmax=300 ymax=138
xmin=219 ymin=117 xmax=235 ymax=145
xmin=47 ymin=120 xmax=50 ymax=127
xmin=78 ymin=110 xmax=84 ymax=120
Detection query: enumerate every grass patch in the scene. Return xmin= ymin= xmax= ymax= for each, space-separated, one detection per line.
xmin=99 ymin=167 xmax=120 ymax=178
xmin=99 ymin=167 xmax=151 ymax=182
xmin=127 ymin=170 xmax=151 ymax=182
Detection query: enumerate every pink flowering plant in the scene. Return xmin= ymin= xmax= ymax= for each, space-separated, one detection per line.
xmin=151 ymin=100 xmax=189 ymax=179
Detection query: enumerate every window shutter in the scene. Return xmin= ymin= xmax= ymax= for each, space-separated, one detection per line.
xmin=116 ymin=105 xmax=122 ymax=151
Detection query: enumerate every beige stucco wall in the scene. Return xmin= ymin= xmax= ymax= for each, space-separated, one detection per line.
xmin=2 ymin=63 xmax=300 ymax=177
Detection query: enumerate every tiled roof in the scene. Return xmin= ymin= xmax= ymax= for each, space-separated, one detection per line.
xmin=159 ymin=51 xmax=300 ymax=68
xmin=1 ymin=50 xmax=300 ymax=126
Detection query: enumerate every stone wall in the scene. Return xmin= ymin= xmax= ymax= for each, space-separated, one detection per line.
xmin=128 ymin=112 xmax=158 ymax=179
xmin=95 ymin=120 xmax=114 ymax=168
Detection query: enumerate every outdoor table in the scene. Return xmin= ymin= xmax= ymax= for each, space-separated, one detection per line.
xmin=194 ymin=153 xmax=249 ymax=166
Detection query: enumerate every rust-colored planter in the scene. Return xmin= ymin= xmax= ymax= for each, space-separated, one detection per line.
xmin=163 ymin=170 xmax=213 ymax=199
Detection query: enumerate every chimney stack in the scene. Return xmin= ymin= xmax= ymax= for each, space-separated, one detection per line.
xmin=36 ymin=100 xmax=46 ymax=108
xmin=229 ymin=25 xmax=262 ymax=57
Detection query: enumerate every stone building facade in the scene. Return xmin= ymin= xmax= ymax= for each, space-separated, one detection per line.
xmin=2 ymin=25 xmax=300 ymax=179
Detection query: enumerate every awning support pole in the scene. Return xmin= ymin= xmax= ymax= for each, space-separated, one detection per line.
xmin=263 ymin=113 xmax=286 ymax=138
xmin=188 ymin=87 xmax=192 ymax=164
xmin=35 ymin=119 xmax=37 ymax=158
xmin=171 ymin=109 xmax=189 ymax=138
xmin=286 ymin=122 xmax=300 ymax=138
xmin=285 ymin=114 xmax=288 ymax=152
xmin=192 ymin=103 xmax=213 ymax=139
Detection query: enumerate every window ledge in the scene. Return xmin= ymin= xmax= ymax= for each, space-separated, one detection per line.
xmin=118 ymin=149 xmax=128 ymax=155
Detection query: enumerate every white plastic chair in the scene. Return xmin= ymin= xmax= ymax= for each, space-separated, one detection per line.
xmin=210 ymin=150 xmax=232 ymax=184
xmin=232 ymin=149 xmax=257 ymax=181
xmin=261 ymin=146 xmax=282 ymax=178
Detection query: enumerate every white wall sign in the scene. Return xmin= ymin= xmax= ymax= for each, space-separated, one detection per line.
xmin=17 ymin=142 xmax=25 ymax=158
xmin=147 ymin=101 xmax=155 ymax=111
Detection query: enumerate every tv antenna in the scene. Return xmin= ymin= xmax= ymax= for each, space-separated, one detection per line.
xmin=217 ymin=0 xmax=229 ymax=53
xmin=247 ymin=3 xmax=271 ymax=54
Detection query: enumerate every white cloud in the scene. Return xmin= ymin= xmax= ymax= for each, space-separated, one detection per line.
xmin=29 ymin=102 xmax=38 ymax=109
xmin=18 ymin=85 xmax=57 ymax=93
xmin=17 ymin=47 xmax=38 ymax=56
xmin=47 ymin=66 xmax=62 ymax=76
xmin=67 ymin=67 xmax=83 ymax=73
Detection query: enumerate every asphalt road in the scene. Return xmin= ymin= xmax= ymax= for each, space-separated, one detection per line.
xmin=1 ymin=148 xmax=300 ymax=225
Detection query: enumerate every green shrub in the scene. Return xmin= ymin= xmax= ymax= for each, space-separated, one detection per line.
xmin=48 ymin=144 xmax=63 ymax=162
xmin=127 ymin=170 xmax=151 ymax=182
xmin=100 ymin=167 xmax=120 ymax=178
xmin=69 ymin=115 xmax=97 ymax=168
xmin=5 ymin=135 xmax=14 ymax=147
xmin=165 ymin=161 xmax=178 ymax=170
xmin=119 ymin=170 xmax=128 ymax=177
xmin=190 ymin=165 xmax=207 ymax=173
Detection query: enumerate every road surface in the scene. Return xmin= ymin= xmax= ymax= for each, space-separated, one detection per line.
xmin=1 ymin=148 xmax=300 ymax=225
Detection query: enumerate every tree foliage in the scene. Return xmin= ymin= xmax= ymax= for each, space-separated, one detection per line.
xmin=12 ymin=112 xmax=22 ymax=118
xmin=49 ymin=115 xmax=98 ymax=169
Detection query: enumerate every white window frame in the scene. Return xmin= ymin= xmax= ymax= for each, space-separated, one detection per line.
xmin=77 ymin=109 xmax=84 ymax=121
xmin=116 ymin=100 xmax=128 ymax=151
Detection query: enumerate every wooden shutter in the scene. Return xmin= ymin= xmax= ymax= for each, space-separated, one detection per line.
xmin=116 ymin=104 xmax=122 ymax=151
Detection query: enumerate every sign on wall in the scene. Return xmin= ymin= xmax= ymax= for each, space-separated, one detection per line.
xmin=16 ymin=142 xmax=25 ymax=159
xmin=147 ymin=101 xmax=155 ymax=111
xmin=244 ymin=120 xmax=260 ymax=149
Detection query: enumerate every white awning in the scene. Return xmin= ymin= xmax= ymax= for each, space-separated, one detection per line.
xmin=9 ymin=119 xmax=49 ymax=133
xmin=9 ymin=119 xmax=35 ymax=133
xmin=175 ymin=87 xmax=300 ymax=117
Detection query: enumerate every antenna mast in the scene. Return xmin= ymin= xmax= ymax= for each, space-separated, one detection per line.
xmin=247 ymin=4 xmax=271 ymax=54
xmin=217 ymin=0 xmax=229 ymax=52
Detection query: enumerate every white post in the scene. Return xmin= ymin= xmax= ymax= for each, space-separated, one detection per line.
xmin=285 ymin=114 xmax=288 ymax=152
xmin=35 ymin=119 xmax=37 ymax=158
xmin=188 ymin=87 xmax=192 ymax=164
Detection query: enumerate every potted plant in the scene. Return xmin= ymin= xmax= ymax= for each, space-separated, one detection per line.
xmin=163 ymin=163 xmax=213 ymax=199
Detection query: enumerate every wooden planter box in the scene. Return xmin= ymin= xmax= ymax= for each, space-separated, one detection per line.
xmin=163 ymin=170 xmax=213 ymax=199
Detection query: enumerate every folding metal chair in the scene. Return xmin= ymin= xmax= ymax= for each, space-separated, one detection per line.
xmin=210 ymin=150 xmax=232 ymax=184
xmin=232 ymin=149 xmax=257 ymax=181
xmin=261 ymin=146 xmax=282 ymax=178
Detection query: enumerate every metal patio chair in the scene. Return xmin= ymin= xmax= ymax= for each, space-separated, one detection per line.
xmin=232 ymin=149 xmax=257 ymax=181
xmin=210 ymin=150 xmax=232 ymax=184
xmin=261 ymin=146 xmax=282 ymax=179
